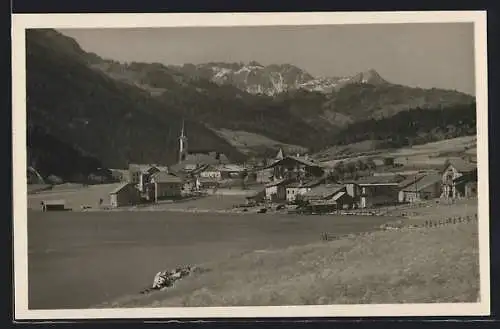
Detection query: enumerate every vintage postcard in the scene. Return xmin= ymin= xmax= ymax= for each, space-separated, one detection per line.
xmin=12 ymin=11 xmax=489 ymax=320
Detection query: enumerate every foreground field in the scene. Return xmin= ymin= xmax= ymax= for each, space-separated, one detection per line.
xmin=28 ymin=211 xmax=393 ymax=309
xmin=103 ymin=221 xmax=479 ymax=308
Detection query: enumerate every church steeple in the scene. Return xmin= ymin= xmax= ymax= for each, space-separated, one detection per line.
xmin=178 ymin=119 xmax=188 ymax=163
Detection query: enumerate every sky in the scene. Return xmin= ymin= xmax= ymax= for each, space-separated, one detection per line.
xmin=59 ymin=23 xmax=476 ymax=95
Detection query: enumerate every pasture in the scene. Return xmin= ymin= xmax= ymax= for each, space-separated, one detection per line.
xmin=106 ymin=221 xmax=479 ymax=308
xmin=27 ymin=211 xmax=394 ymax=309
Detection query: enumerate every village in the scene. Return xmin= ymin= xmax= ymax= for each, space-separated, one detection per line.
xmin=34 ymin=122 xmax=478 ymax=216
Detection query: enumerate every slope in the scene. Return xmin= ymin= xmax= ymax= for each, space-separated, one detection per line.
xmin=26 ymin=29 xmax=245 ymax=175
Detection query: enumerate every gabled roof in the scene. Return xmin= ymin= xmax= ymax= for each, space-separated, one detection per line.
xmin=303 ymin=184 xmax=345 ymax=200
xmin=401 ymin=173 xmax=442 ymax=192
xmin=151 ymin=172 xmax=184 ymax=183
xmin=397 ymin=173 xmax=428 ymax=189
xmin=110 ymin=182 xmax=134 ymax=194
xmin=444 ymin=158 xmax=476 ymax=173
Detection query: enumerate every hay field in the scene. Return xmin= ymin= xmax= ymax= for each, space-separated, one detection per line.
xmin=106 ymin=221 xmax=479 ymax=307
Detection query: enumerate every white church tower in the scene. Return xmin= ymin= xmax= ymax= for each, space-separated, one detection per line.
xmin=178 ymin=119 xmax=188 ymax=163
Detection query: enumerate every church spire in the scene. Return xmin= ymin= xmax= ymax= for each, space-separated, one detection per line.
xmin=178 ymin=119 xmax=188 ymax=163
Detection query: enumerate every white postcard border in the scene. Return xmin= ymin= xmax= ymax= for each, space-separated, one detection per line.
xmin=11 ymin=11 xmax=490 ymax=320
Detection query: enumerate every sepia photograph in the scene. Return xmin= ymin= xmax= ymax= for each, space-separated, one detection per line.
xmin=12 ymin=12 xmax=489 ymax=319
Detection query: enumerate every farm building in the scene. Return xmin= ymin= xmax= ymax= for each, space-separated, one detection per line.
xmin=150 ymin=171 xmax=192 ymax=201
xmin=109 ymin=183 xmax=142 ymax=208
xmin=285 ymin=176 xmax=330 ymax=203
xmin=301 ymin=184 xmax=355 ymax=211
xmin=265 ymin=155 xmax=325 ymax=181
xmin=398 ymin=173 xmax=442 ymax=203
xmin=265 ymin=179 xmax=291 ymax=202
xmin=128 ymin=164 xmax=168 ymax=190
xmin=441 ymin=158 xmax=477 ymax=199
xmin=41 ymin=200 xmax=66 ymax=211
xmin=344 ymin=175 xmax=403 ymax=208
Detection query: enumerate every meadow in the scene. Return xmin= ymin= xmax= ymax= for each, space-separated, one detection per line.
xmin=28 ymin=210 xmax=394 ymax=309
xmin=104 ymin=221 xmax=479 ymax=308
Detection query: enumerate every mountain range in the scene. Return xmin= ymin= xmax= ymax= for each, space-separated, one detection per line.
xmin=25 ymin=29 xmax=476 ymax=181
xmin=170 ymin=62 xmax=390 ymax=96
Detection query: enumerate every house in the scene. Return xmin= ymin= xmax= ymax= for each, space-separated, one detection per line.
xmin=150 ymin=171 xmax=191 ymax=201
xmin=285 ymin=176 xmax=330 ymax=203
xmin=109 ymin=183 xmax=142 ymax=208
xmin=344 ymin=175 xmax=403 ymax=208
xmin=265 ymin=179 xmax=292 ymax=202
xmin=441 ymin=158 xmax=477 ymax=199
xmin=41 ymin=200 xmax=66 ymax=211
xmin=128 ymin=164 xmax=168 ymax=192
xmin=265 ymin=155 xmax=325 ymax=181
xmin=398 ymin=173 xmax=442 ymax=203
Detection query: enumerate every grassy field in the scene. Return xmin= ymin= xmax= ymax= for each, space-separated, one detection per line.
xmin=316 ymin=135 xmax=477 ymax=168
xmin=103 ymin=221 xmax=479 ymax=308
xmin=214 ymin=128 xmax=308 ymax=155
xmin=384 ymin=198 xmax=478 ymax=225
xmin=28 ymin=211 xmax=394 ymax=309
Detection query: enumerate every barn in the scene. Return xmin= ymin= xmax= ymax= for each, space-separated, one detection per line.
xmin=109 ymin=183 xmax=142 ymax=208
xmin=398 ymin=173 xmax=442 ymax=203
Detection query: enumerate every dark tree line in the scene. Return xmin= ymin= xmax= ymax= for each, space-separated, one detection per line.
xmin=328 ymin=102 xmax=476 ymax=149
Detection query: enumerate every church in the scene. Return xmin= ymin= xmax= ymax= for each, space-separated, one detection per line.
xmin=169 ymin=120 xmax=230 ymax=173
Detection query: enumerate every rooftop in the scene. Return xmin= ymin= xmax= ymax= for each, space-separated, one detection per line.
xmin=303 ymin=184 xmax=345 ymax=200
xmin=265 ymin=156 xmax=324 ymax=170
xmin=109 ymin=182 xmax=134 ymax=194
xmin=401 ymin=173 xmax=442 ymax=192
xmin=151 ymin=172 xmax=184 ymax=183
xmin=444 ymin=158 xmax=476 ymax=173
